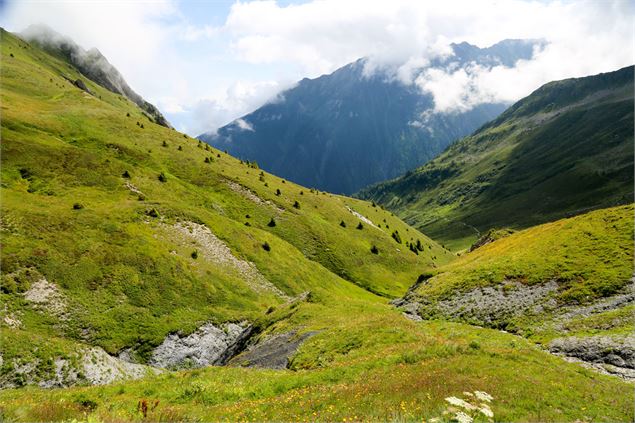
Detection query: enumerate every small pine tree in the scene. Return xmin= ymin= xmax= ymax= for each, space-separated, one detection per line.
xmin=275 ymin=188 xmax=281 ymax=196
xmin=217 ymin=153 xmax=221 ymax=158
xmin=262 ymin=241 xmax=271 ymax=251
xmin=356 ymin=222 xmax=363 ymax=230
xmin=244 ymin=221 xmax=251 ymax=226
xmin=126 ymin=112 xmax=130 ymax=117
xmin=267 ymin=218 xmax=276 ymax=227
xmin=158 ymin=172 xmax=167 ymax=182
xmin=178 ymin=145 xmax=183 ymax=151
xmin=416 ymin=239 xmax=424 ymax=251
xmin=72 ymin=203 xmax=84 ymax=210
xmin=293 ymin=201 xmax=300 ymax=209
xmin=205 ymin=144 xmax=210 ymax=151
xmin=391 ymin=230 xmax=402 ymax=244
xmin=191 ymin=250 xmax=198 ymax=259
xmin=162 ymin=140 xmax=168 ymax=147
xmin=300 ymin=191 xmax=304 ymax=195
xmin=370 ymin=245 xmax=379 ymax=254
xmin=198 ymin=141 xmax=202 ymax=148
xmin=259 ymin=175 xmax=265 ymax=182
xmin=140 ymin=123 xmax=144 ymax=129
xmin=340 ymin=220 xmax=347 ymax=228
xmin=204 ymin=157 xmax=210 ymax=163
xmin=122 ymin=170 xmax=131 ymax=178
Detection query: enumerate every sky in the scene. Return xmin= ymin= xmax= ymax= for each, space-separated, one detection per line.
xmin=1 ymin=0 xmax=633 ymax=135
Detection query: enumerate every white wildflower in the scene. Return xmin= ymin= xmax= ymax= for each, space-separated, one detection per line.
xmin=445 ymin=396 xmax=476 ymax=410
xmin=479 ymin=404 xmax=494 ymax=418
xmin=455 ymin=411 xmax=474 ymax=423
xmin=463 ymin=391 xmax=474 ymax=397
xmin=474 ymin=391 xmax=493 ymax=402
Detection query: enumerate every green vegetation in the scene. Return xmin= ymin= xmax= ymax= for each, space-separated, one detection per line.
xmin=405 ymin=205 xmax=634 ymax=339
xmin=359 ymin=66 xmax=634 ymax=251
xmin=0 ymin=29 xmax=632 ymax=422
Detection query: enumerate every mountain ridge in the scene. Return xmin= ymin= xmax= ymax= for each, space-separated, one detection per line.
xmin=358 ymin=65 xmax=634 ymax=250
xmin=200 ymin=39 xmax=543 ymax=194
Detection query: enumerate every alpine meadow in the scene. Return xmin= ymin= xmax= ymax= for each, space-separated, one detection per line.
xmin=0 ymin=1 xmax=633 ymax=422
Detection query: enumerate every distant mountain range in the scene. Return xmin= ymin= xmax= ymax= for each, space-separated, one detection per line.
xmin=358 ymin=66 xmax=635 ymax=250
xmin=20 ymin=24 xmax=171 ymax=128
xmin=200 ymin=39 xmax=542 ymax=194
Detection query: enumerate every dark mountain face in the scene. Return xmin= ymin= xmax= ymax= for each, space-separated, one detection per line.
xmin=200 ymin=39 xmax=542 ymax=194
xmin=358 ymin=66 xmax=635 ymax=250
xmin=20 ymin=24 xmax=171 ymax=128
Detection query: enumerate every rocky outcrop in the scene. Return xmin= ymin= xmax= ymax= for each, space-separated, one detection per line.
xmin=148 ymin=322 xmax=250 ymax=369
xmin=0 ymin=346 xmax=156 ymax=389
xmin=549 ymin=335 xmax=635 ymax=369
xmin=549 ymin=335 xmax=635 ymax=380
xmin=397 ymin=280 xmax=559 ymax=327
xmin=229 ymin=330 xmax=319 ymax=369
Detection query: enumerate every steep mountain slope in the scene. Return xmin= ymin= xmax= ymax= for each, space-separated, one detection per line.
xmin=200 ymin=40 xmax=541 ymax=195
xmin=359 ymin=66 xmax=634 ymax=250
xmin=395 ymin=204 xmax=634 ymax=378
xmin=20 ymin=24 xmax=171 ymax=128
xmin=0 ymin=29 xmax=632 ymax=422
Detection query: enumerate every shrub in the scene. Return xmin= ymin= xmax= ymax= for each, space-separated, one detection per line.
xmin=469 ymin=341 xmax=481 ymax=350
xmin=178 ymin=145 xmax=183 ymax=151
xmin=197 ymin=141 xmax=202 ymax=148
xmin=72 ymin=203 xmax=84 ymax=210
xmin=391 ymin=230 xmax=402 ymax=244
xmin=293 ymin=201 xmax=300 ymax=209
xmin=126 ymin=112 xmax=130 ymax=117
xmin=300 ymin=191 xmax=304 ymax=195
xmin=146 ymin=208 xmax=160 ymax=218
xmin=191 ymin=250 xmax=198 ymax=259
xmin=122 ymin=170 xmax=131 ymax=178
xmin=204 ymin=157 xmax=210 ymax=163
xmin=244 ymin=222 xmax=251 ymax=226
xmin=205 ymin=144 xmax=210 ymax=151
xmin=275 ymin=188 xmax=281 ymax=196
xmin=158 ymin=172 xmax=167 ymax=182
xmin=416 ymin=239 xmax=424 ymax=251
xmin=267 ymin=218 xmax=276 ymax=227
xmin=340 ymin=220 xmax=347 ymax=228
xmin=370 ymin=245 xmax=379 ymax=254
xmin=140 ymin=123 xmax=144 ymax=129
xmin=262 ymin=242 xmax=271 ymax=251
xmin=217 ymin=153 xmax=221 ymax=158
xmin=356 ymin=222 xmax=363 ymax=230
xmin=162 ymin=140 xmax=168 ymax=147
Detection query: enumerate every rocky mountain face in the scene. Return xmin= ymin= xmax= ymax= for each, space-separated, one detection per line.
xmin=200 ymin=40 xmax=542 ymax=195
xmin=20 ymin=24 xmax=171 ymax=128
xmin=359 ymin=66 xmax=635 ymax=250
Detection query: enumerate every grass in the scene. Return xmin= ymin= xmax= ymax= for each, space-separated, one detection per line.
xmin=406 ymin=205 xmax=634 ymax=342
xmin=0 ymin=28 xmax=633 ymax=422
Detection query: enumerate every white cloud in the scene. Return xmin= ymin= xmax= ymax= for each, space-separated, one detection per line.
xmin=234 ymin=118 xmax=254 ymax=132
xmin=1 ymin=0 xmax=632 ymax=133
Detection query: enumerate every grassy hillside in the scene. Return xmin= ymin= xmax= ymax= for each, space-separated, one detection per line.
xmin=359 ymin=66 xmax=634 ymax=251
xmin=0 ymin=29 xmax=632 ymax=422
xmin=398 ymin=205 xmax=634 ymax=343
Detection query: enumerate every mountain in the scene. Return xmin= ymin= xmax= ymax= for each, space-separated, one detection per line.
xmin=19 ymin=24 xmax=171 ymax=128
xmin=359 ymin=66 xmax=634 ymax=250
xmin=1 ymin=28 xmax=632 ymax=422
xmin=200 ymin=39 xmax=542 ymax=195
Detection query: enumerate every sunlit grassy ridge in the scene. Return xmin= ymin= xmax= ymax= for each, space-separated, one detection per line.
xmin=0 ymin=29 xmax=632 ymax=422
xmin=413 ymin=205 xmax=634 ymax=303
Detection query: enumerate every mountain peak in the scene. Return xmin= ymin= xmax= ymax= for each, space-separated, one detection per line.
xmin=18 ymin=24 xmax=171 ymax=128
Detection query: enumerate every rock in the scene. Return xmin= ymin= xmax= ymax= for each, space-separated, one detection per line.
xmin=73 ymin=78 xmax=91 ymax=94
xmin=149 ymin=322 xmax=249 ymax=369
xmin=549 ymin=335 xmax=635 ymax=369
xmin=230 ymin=330 xmax=319 ymax=369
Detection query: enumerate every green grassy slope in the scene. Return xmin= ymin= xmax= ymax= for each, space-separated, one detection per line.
xmin=359 ymin=66 xmax=634 ymax=251
xmin=0 ymin=29 xmax=632 ymax=422
xmin=400 ymin=204 xmax=634 ymax=341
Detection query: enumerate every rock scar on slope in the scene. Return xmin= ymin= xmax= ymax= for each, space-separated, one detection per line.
xmin=172 ymin=221 xmax=289 ymax=299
